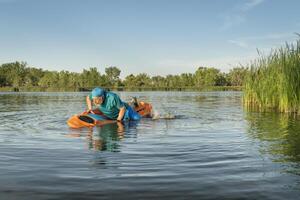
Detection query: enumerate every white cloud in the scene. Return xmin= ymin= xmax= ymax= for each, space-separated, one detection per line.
xmin=220 ymin=0 xmax=266 ymax=30
xmin=228 ymin=40 xmax=249 ymax=48
xmin=240 ymin=0 xmax=265 ymax=12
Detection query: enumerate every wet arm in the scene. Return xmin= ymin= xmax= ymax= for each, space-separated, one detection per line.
xmin=117 ymin=107 xmax=126 ymax=121
xmin=86 ymin=95 xmax=93 ymax=111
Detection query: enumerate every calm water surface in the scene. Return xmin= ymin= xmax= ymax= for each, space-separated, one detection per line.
xmin=1 ymin=91 xmax=300 ymax=200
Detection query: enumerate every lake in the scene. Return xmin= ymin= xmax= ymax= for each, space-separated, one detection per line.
xmin=1 ymin=91 xmax=300 ymax=200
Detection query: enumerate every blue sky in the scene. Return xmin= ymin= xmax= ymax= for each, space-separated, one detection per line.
xmin=0 ymin=0 xmax=300 ymax=77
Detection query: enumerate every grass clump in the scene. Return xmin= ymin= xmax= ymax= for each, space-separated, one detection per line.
xmin=244 ymin=38 xmax=300 ymax=113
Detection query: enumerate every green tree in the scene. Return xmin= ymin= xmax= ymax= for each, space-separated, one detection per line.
xmin=80 ymin=67 xmax=104 ymax=88
xmin=194 ymin=67 xmax=222 ymax=87
xmin=227 ymin=67 xmax=248 ymax=86
xmin=57 ymin=70 xmax=71 ymax=88
xmin=0 ymin=61 xmax=244 ymax=91
xmin=135 ymin=73 xmax=151 ymax=87
xmin=105 ymin=66 xmax=121 ymax=86
xmin=24 ymin=67 xmax=45 ymax=86
xmin=151 ymin=76 xmax=167 ymax=88
xmin=123 ymin=73 xmax=151 ymax=88
xmin=180 ymin=73 xmax=195 ymax=87
xmin=0 ymin=62 xmax=27 ymax=87
xmin=165 ymin=75 xmax=180 ymax=88
xmin=215 ymin=72 xmax=228 ymax=86
xmin=123 ymin=74 xmax=136 ymax=88
xmin=68 ymin=72 xmax=81 ymax=88
xmin=38 ymin=71 xmax=59 ymax=88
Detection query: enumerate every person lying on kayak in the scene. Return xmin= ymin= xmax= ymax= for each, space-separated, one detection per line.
xmin=86 ymin=87 xmax=141 ymax=122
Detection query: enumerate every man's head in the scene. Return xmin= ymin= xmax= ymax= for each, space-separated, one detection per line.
xmin=91 ymin=87 xmax=106 ymax=105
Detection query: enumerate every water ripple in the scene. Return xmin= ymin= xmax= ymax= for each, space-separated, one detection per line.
xmin=0 ymin=92 xmax=300 ymax=199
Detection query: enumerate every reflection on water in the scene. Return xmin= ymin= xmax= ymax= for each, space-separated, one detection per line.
xmin=68 ymin=121 xmax=140 ymax=152
xmin=246 ymin=112 xmax=300 ymax=168
xmin=88 ymin=122 xmax=135 ymax=152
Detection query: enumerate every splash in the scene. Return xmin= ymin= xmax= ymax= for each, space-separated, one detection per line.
xmin=151 ymin=109 xmax=176 ymax=120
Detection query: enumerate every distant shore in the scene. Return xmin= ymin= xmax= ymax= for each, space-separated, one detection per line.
xmin=0 ymin=86 xmax=242 ymax=92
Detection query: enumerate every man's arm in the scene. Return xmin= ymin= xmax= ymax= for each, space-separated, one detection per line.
xmin=86 ymin=95 xmax=94 ymax=114
xmin=117 ymin=106 xmax=126 ymax=121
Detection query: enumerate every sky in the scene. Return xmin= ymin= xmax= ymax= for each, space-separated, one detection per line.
xmin=0 ymin=0 xmax=300 ymax=78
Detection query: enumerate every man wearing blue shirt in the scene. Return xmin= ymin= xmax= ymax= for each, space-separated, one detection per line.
xmin=86 ymin=87 xmax=141 ymax=121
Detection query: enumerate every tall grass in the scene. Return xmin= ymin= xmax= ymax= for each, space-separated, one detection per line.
xmin=243 ymin=38 xmax=300 ymax=113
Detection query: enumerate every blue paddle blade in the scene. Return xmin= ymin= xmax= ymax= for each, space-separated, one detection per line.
xmin=87 ymin=113 xmax=107 ymax=121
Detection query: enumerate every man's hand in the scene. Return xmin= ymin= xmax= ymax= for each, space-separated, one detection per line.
xmin=87 ymin=109 xmax=95 ymax=114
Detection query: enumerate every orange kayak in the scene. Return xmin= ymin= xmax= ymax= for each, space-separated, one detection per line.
xmin=67 ymin=101 xmax=153 ymax=129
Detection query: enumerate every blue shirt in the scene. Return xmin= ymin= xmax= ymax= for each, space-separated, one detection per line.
xmin=89 ymin=91 xmax=125 ymax=120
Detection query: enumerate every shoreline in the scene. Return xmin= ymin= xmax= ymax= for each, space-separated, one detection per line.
xmin=0 ymin=86 xmax=242 ymax=92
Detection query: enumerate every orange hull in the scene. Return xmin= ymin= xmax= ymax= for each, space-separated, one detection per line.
xmin=67 ymin=115 xmax=97 ymax=129
xmin=67 ymin=101 xmax=153 ymax=129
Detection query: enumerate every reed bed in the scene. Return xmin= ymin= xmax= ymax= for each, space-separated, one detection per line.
xmin=243 ymin=38 xmax=300 ymax=113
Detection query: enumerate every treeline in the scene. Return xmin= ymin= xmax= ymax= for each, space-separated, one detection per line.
xmin=0 ymin=61 xmax=248 ymax=91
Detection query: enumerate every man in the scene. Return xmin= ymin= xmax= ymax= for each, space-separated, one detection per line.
xmin=86 ymin=87 xmax=141 ymax=122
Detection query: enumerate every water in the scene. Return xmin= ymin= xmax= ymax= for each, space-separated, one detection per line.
xmin=0 ymin=91 xmax=300 ymax=200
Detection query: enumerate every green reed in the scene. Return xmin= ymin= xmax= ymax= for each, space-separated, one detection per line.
xmin=243 ymin=39 xmax=300 ymax=113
